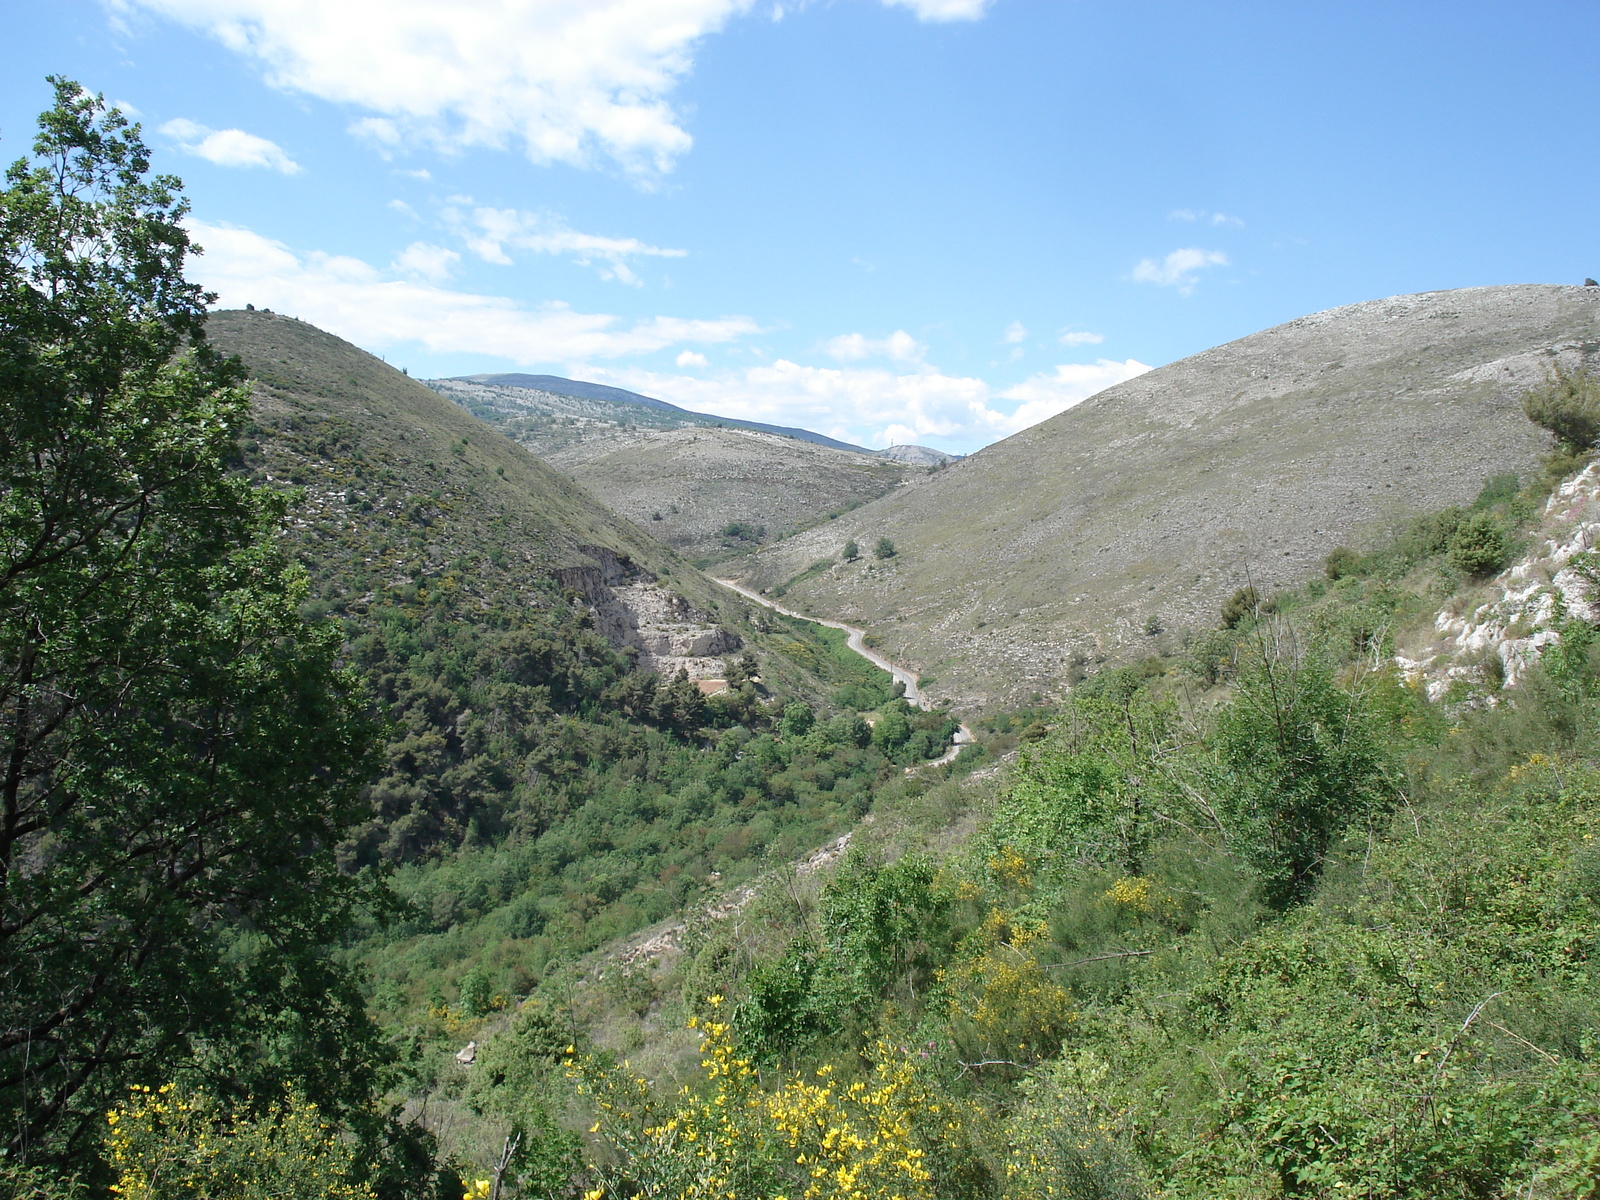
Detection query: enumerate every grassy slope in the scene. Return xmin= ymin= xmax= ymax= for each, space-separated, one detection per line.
xmin=735 ymin=284 xmax=1600 ymax=712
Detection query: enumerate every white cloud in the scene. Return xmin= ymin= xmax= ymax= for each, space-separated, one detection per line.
xmin=825 ymin=330 xmax=925 ymax=363
xmin=884 ymin=0 xmax=993 ymax=20
xmin=444 ymin=204 xmax=685 ymax=285
xmin=1169 ymin=208 xmax=1243 ymax=227
xmin=1131 ymin=247 xmax=1229 ymax=295
xmin=1059 ymin=330 xmax=1104 ymax=346
xmin=573 ymin=353 xmax=1148 ymax=452
xmin=187 ymin=220 xmax=757 ymax=360
xmin=391 ymin=241 xmax=460 ymax=282
xmin=394 ymin=166 xmax=431 ymax=180
xmin=112 ymin=99 xmax=142 ymax=117
xmin=676 ymin=350 xmax=708 ymax=367
xmin=160 ymin=117 xmax=302 ymax=173
xmin=1002 ymin=321 xmax=1027 ymax=345
xmin=996 ymin=359 xmax=1151 ymax=432
xmin=119 ymin=0 xmax=753 ymax=176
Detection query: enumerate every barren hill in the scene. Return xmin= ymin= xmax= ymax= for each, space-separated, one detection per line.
xmin=539 ymin=426 xmax=909 ymax=562
xmin=733 ymin=284 xmax=1600 ymax=711
xmin=429 ymin=376 xmax=910 ymax=562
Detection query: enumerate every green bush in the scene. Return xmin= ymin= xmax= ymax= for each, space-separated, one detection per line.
xmin=1220 ymin=585 xmax=1274 ymax=628
xmin=1210 ymin=646 xmax=1393 ymax=907
xmin=1324 ymin=545 xmax=1361 ymax=580
xmin=874 ymin=537 xmax=897 ymax=559
xmin=1522 ymin=365 xmax=1600 ymax=453
xmin=1448 ymin=510 xmax=1512 ymax=578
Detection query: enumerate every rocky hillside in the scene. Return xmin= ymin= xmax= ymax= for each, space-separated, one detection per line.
xmin=733 ymin=284 xmax=1600 ymax=710
xmin=429 ymin=377 xmax=910 ymax=563
xmin=431 ymin=374 xmax=867 ymax=452
xmin=1398 ymin=461 xmax=1600 ymax=701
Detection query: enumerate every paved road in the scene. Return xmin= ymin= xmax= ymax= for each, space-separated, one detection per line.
xmin=712 ymin=577 xmax=974 ymax=762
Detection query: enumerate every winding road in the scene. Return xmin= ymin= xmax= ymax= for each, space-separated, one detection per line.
xmin=712 ymin=577 xmax=973 ymax=765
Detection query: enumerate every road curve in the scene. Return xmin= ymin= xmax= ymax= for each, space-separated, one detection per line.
xmin=712 ymin=577 xmax=974 ymax=762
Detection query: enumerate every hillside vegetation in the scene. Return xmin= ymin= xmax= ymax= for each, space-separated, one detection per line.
xmin=430 ymin=376 xmax=910 ymax=562
xmin=737 ymin=285 xmax=1600 ymax=710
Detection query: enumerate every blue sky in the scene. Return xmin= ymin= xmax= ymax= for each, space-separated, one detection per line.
xmin=5 ymin=1 xmax=1598 ymax=453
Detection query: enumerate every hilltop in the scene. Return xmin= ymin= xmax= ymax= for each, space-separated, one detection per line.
xmin=734 ymin=284 xmax=1600 ymax=710
xmin=430 ymin=375 xmax=912 ymax=561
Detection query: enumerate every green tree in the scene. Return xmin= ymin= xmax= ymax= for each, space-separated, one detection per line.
xmin=874 ymin=537 xmax=897 ymax=559
xmin=1210 ymin=642 xmax=1393 ymax=907
xmin=0 ymin=80 xmax=388 ymax=1172
xmin=1448 ymin=510 xmax=1511 ymax=578
xmin=779 ymin=700 xmax=815 ymax=738
xmin=842 ymin=539 xmax=860 ymax=562
xmin=872 ymin=708 xmax=912 ymax=752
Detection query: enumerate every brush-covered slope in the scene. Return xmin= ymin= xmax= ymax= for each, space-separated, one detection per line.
xmin=207 ymin=308 xmax=938 ymax=960
xmin=430 ymin=376 xmax=909 ymax=560
xmin=208 ymin=308 xmax=831 ymax=694
xmin=736 ymin=284 xmax=1600 ymax=710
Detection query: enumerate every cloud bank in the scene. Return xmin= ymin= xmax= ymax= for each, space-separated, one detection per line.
xmin=187 ymin=221 xmax=1144 ymax=452
xmin=119 ymin=0 xmax=998 ymax=175
xmin=121 ymin=0 xmax=754 ymax=176
xmin=188 ymin=221 xmax=756 ymax=359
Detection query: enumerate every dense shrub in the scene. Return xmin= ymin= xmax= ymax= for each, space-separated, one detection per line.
xmin=1448 ymin=510 xmax=1512 ymax=578
xmin=1220 ymin=585 xmax=1275 ymax=628
xmin=1324 ymin=545 xmax=1361 ymax=579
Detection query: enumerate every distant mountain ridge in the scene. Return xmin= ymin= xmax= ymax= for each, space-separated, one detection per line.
xmin=429 ymin=375 xmax=911 ymax=562
xmin=458 ymin=372 xmax=870 ymax=453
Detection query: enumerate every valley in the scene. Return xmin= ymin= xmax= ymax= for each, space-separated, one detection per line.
xmin=16 ymin=188 xmax=1600 ymax=1196
xmin=8 ymin=40 xmax=1600 ymax=1200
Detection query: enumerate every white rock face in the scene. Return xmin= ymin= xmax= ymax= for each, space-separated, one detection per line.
xmin=1401 ymin=464 xmax=1600 ymax=701
xmin=609 ymin=582 xmax=738 ymax=677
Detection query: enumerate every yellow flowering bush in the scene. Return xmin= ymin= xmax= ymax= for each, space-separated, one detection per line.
xmin=1101 ymin=876 xmax=1173 ymax=916
xmin=575 ymin=998 xmax=952 ymax=1200
xmin=106 ymin=1083 xmax=373 ymax=1200
xmin=943 ymin=910 xmax=1074 ymax=1066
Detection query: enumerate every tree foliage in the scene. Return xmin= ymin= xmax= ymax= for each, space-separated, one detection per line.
xmin=1210 ymin=638 xmax=1393 ymax=906
xmin=0 ymin=79 xmax=387 ymax=1171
